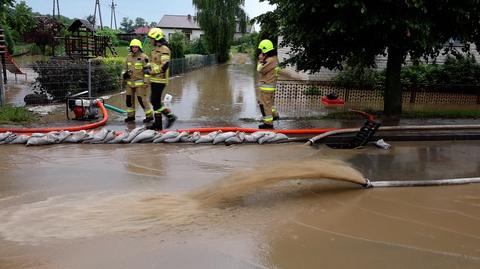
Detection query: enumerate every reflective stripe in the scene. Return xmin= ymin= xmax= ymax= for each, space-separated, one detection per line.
xmin=256 ymin=63 xmax=263 ymax=72
xmin=259 ymin=86 xmax=276 ymax=92
xmin=127 ymin=62 xmax=132 ymax=66
xmin=272 ymin=107 xmax=277 ymax=112
xmin=127 ymin=80 xmax=145 ymax=86
xmin=134 ymin=63 xmax=143 ymax=69
xmin=151 ymin=78 xmax=168 ymax=83
xmin=144 ymin=74 xmax=151 ymax=78
xmin=126 ymin=108 xmax=135 ymax=112
xmin=145 ymin=109 xmax=154 ymax=117
xmin=155 ymin=106 xmax=166 ymax=113
xmin=275 ymin=66 xmax=281 ymax=76
xmin=263 ymin=116 xmax=273 ymax=123
xmin=161 ymin=55 xmax=170 ymax=61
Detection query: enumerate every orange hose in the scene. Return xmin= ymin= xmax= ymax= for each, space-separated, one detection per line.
xmin=0 ymin=101 xmax=109 ymax=134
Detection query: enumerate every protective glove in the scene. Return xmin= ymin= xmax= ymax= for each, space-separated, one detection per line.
xmin=122 ymin=70 xmax=131 ymax=80
xmin=143 ymin=66 xmax=151 ymax=75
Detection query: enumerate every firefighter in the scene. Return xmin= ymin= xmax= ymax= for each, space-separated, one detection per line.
xmin=122 ymin=38 xmax=154 ymax=123
xmin=144 ymin=27 xmax=177 ymax=130
xmin=257 ymin=39 xmax=280 ymax=129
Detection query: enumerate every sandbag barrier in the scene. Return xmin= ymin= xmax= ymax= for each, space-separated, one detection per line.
xmin=0 ymin=127 xmax=293 ymax=146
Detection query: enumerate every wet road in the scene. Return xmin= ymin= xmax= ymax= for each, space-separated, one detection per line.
xmin=0 ymin=141 xmax=479 ymax=269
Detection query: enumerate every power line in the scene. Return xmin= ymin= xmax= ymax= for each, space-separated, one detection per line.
xmin=110 ymin=0 xmax=117 ymax=30
xmin=52 ymin=0 xmax=60 ymax=20
xmin=93 ymin=0 xmax=103 ymax=29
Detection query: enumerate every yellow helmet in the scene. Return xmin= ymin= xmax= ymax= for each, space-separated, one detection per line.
xmin=129 ymin=39 xmax=143 ymax=50
xmin=258 ymin=39 xmax=274 ymax=53
xmin=147 ymin=27 xmax=165 ymax=41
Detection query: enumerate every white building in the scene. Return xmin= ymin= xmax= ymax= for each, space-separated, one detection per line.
xmin=158 ymin=15 xmax=253 ymax=41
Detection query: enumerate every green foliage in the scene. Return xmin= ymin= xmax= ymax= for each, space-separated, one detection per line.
xmin=334 ymin=55 xmax=480 ymax=90
xmin=169 ymin=32 xmax=187 ymax=59
xmin=186 ymin=37 xmax=210 ymax=55
xmin=0 ymin=105 xmax=36 ymax=124
xmin=31 ymin=59 xmax=120 ymax=101
xmin=333 ymin=66 xmax=385 ymax=90
xmin=2 ymin=24 xmax=15 ymax=54
xmin=304 ymin=86 xmax=322 ymax=95
xmin=96 ymin=28 xmax=121 ymax=46
xmin=120 ymin=17 xmax=134 ymax=33
xmin=193 ymin=0 xmax=248 ymax=63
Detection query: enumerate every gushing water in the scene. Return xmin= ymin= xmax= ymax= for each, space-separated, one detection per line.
xmin=190 ymin=159 xmax=366 ymax=206
xmin=0 ymin=159 xmax=365 ymax=243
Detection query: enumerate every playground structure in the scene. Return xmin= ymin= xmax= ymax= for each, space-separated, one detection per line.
xmin=0 ymin=28 xmax=27 ymax=83
xmin=54 ymin=19 xmax=117 ymax=58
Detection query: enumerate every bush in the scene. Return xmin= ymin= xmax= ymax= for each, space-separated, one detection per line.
xmin=187 ymin=37 xmax=209 ymax=55
xmin=169 ymin=32 xmax=187 ymax=59
xmin=334 ymin=54 xmax=480 ymax=91
xmin=0 ymin=105 xmax=36 ymax=124
xmin=31 ymin=58 xmax=122 ymax=101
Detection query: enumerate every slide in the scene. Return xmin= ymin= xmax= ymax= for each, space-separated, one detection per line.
xmin=0 ymin=45 xmax=27 ymax=81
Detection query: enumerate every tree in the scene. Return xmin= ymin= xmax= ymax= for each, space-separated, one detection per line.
xmin=133 ymin=17 xmax=146 ymax=29
xmin=192 ymin=0 xmax=248 ymax=63
xmin=6 ymin=1 xmax=35 ymax=42
xmin=24 ymin=16 xmax=63 ymax=55
xmin=264 ymin=0 xmax=480 ymax=116
xmin=120 ymin=17 xmax=134 ymax=33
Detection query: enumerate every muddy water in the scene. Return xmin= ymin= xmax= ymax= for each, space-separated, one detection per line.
xmin=0 ymin=141 xmax=479 ymax=269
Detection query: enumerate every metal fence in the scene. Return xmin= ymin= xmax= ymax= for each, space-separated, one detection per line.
xmin=15 ymin=54 xmax=217 ymax=105
xmin=170 ymin=54 xmax=217 ymax=76
xmin=276 ymin=80 xmax=480 ymax=111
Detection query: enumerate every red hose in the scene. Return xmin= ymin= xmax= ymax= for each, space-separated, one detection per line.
xmin=0 ymin=101 xmax=109 ymax=134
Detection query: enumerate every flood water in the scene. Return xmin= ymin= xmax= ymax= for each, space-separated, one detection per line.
xmin=1 ymin=58 xmax=480 ymax=268
xmin=0 ymin=141 xmax=479 ymax=269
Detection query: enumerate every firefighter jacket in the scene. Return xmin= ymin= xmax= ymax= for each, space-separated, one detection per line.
xmin=257 ymin=55 xmax=279 ymax=91
xmin=148 ymin=44 xmax=171 ymax=84
xmin=125 ymin=51 xmax=149 ymax=87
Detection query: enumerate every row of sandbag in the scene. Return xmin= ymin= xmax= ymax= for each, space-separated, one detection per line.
xmin=0 ymin=127 xmax=290 ymax=146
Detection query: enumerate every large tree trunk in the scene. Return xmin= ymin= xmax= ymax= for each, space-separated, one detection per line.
xmin=384 ymin=46 xmax=404 ymax=116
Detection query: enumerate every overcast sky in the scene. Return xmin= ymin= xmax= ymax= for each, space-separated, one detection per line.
xmin=24 ymin=0 xmax=275 ymax=28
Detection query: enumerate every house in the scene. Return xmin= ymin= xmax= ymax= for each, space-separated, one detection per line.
xmin=158 ymin=15 xmax=201 ymax=41
xmin=157 ymin=14 xmax=252 ymax=41
xmin=278 ymin=37 xmax=480 ymax=81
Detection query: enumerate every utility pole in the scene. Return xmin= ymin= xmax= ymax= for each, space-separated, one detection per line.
xmin=110 ymin=0 xmax=117 ymax=30
xmin=52 ymin=0 xmax=60 ymax=20
xmin=93 ymin=0 xmax=103 ymax=30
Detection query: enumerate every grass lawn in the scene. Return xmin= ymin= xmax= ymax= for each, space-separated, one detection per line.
xmin=0 ymin=106 xmax=36 ymax=124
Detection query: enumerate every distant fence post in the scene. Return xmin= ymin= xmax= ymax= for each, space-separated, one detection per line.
xmin=88 ymin=59 xmax=92 ymax=98
xmin=0 ymin=61 xmax=3 ymax=106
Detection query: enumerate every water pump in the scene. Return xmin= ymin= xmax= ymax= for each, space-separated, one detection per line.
xmin=66 ymin=97 xmax=103 ymax=120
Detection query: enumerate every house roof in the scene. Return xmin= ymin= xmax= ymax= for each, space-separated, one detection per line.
xmin=134 ymin=26 xmax=150 ymax=34
xmin=68 ymin=19 xmax=95 ymax=32
xmin=158 ymin=15 xmax=200 ymax=30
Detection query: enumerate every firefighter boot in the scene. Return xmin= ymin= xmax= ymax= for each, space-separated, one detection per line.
xmin=143 ymin=116 xmax=154 ymax=123
xmin=165 ymin=114 xmax=177 ymax=129
xmin=124 ymin=116 xmax=135 ymax=123
xmin=258 ymin=123 xmax=274 ymax=129
xmin=147 ymin=113 xmax=163 ymax=130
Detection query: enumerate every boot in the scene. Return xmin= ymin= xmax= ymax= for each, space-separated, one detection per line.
xmin=143 ymin=116 xmax=154 ymax=123
xmin=165 ymin=114 xmax=177 ymax=129
xmin=273 ymin=113 xmax=280 ymax=121
xmin=147 ymin=114 xmax=163 ymax=130
xmin=124 ymin=116 xmax=135 ymax=123
xmin=258 ymin=123 xmax=274 ymax=129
